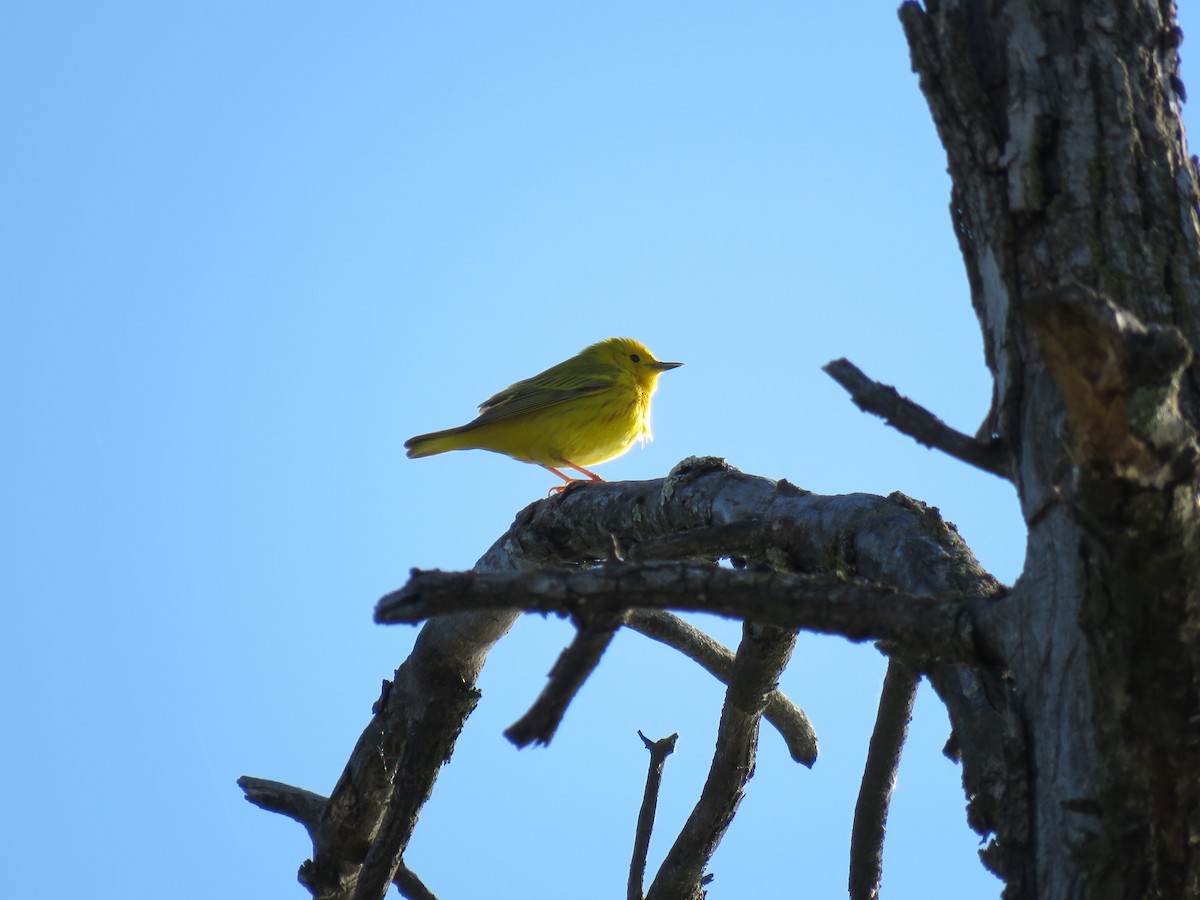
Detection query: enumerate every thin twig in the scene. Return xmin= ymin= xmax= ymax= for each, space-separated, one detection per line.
xmin=823 ymin=358 xmax=1011 ymax=479
xmin=629 ymin=731 xmax=679 ymax=900
xmin=626 ymin=609 xmax=818 ymax=766
xmin=505 ymin=609 xmax=627 ymax=747
xmin=646 ymin=623 xmax=798 ymax=898
xmin=849 ymin=658 xmax=919 ymax=900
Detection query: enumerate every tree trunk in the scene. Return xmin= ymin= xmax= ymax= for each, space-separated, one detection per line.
xmin=901 ymin=1 xmax=1200 ymax=896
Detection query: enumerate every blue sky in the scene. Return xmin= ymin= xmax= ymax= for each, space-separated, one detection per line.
xmin=5 ymin=3 xmax=1196 ymax=898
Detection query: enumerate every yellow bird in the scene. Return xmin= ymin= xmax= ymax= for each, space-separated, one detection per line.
xmin=405 ymin=337 xmax=682 ymax=489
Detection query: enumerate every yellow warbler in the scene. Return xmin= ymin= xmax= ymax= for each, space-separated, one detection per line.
xmin=405 ymin=337 xmax=682 ymax=488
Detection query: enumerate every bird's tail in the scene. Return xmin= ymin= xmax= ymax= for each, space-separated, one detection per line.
xmin=404 ymin=425 xmax=475 ymax=458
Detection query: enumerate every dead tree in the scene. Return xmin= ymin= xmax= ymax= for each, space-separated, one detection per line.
xmin=241 ymin=2 xmax=1200 ymax=897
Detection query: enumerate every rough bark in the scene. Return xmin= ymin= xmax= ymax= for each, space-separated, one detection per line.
xmin=901 ymin=1 xmax=1200 ymax=896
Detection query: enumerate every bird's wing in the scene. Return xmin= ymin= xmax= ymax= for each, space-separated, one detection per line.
xmin=474 ymin=368 xmax=617 ymax=423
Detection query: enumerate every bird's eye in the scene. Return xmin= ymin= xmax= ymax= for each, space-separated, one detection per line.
xmin=629 ymin=354 xmax=640 ymax=363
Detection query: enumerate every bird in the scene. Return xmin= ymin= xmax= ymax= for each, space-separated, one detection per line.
xmin=404 ymin=337 xmax=682 ymax=490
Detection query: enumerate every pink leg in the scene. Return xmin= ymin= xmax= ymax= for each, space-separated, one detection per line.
xmin=541 ymin=465 xmax=574 ymax=495
xmin=559 ymin=459 xmax=604 ymax=481
xmin=542 ymin=465 xmax=574 ymax=483
xmin=541 ymin=461 xmax=605 ymax=495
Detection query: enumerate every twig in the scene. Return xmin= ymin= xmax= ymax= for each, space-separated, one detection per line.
xmin=849 ymin=659 xmax=919 ymax=900
xmin=626 ymin=609 xmax=818 ymax=766
xmin=646 ymin=623 xmax=798 ymax=898
xmin=629 ymin=731 xmax=679 ymax=900
xmin=238 ymin=776 xmax=326 ymax=840
xmin=237 ymin=777 xmax=439 ymax=900
xmin=377 ymin=563 xmax=987 ymax=666
xmin=823 ymin=358 xmax=1011 ymax=479
xmin=505 ymin=609 xmax=627 ymax=747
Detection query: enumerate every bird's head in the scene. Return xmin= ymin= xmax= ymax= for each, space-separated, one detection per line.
xmin=587 ymin=337 xmax=683 ymax=388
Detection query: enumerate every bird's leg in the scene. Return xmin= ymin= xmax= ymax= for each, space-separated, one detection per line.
xmin=542 ymin=465 xmax=575 ymax=495
xmin=542 ymin=461 xmax=605 ymax=495
xmin=560 ymin=459 xmax=605 ymax=481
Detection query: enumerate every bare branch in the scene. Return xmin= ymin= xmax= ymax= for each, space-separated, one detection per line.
xmin=293 ymin=671 xmax=478 ymax=900
xmin=504 ymin=609 xmax=626 ymax=747
xmin=646 ymin=623 xmax=798 ymax=899
xmin=350 ymin=759 xmax=410 ymax=900
xmin=377 ymin=563 xmax=987 ymax=665
xmin=626 ymin=609 xmax=818 ymax=766
xmin=245 ymin=459 xmax=1010 ymax=897
xmin=629 ymin=731 xmax=679 ymax=900
xmin=348 ymin=680 xmax=478 ymax=900
xmin=237 ymin=778 xmax=439 ymax=900
xmin=849 ymin=659 xmax=919 ymax=900
xmin=239 ymin=776 xmax=326 ymax=841
xmin=824 ymin=358 xmax=1011 ymax=479
xmin=390 ymin=868 xmax=439 ymax=900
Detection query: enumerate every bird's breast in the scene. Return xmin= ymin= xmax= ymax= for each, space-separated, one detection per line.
xmin=544 ymin=383 xmax=649 ymax=466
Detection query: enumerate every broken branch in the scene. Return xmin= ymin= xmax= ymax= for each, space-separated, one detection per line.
xmin=824 ymin=358 xmax=1010 ymax=479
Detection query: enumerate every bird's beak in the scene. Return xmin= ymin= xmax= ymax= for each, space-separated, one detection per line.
xmin=652 ymin=361 xmax=683 ymax=371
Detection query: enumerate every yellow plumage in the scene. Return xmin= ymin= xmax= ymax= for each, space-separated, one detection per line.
xmin=405 ymin=337 xmax=682 ymax=488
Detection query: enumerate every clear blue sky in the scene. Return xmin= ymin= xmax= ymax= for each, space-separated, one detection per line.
xmin=5 ymin=3 xmax=1197 ymax=898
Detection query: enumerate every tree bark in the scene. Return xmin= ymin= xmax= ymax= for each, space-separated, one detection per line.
xmin=901 ymin=2 xmax=1200 ymax=896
